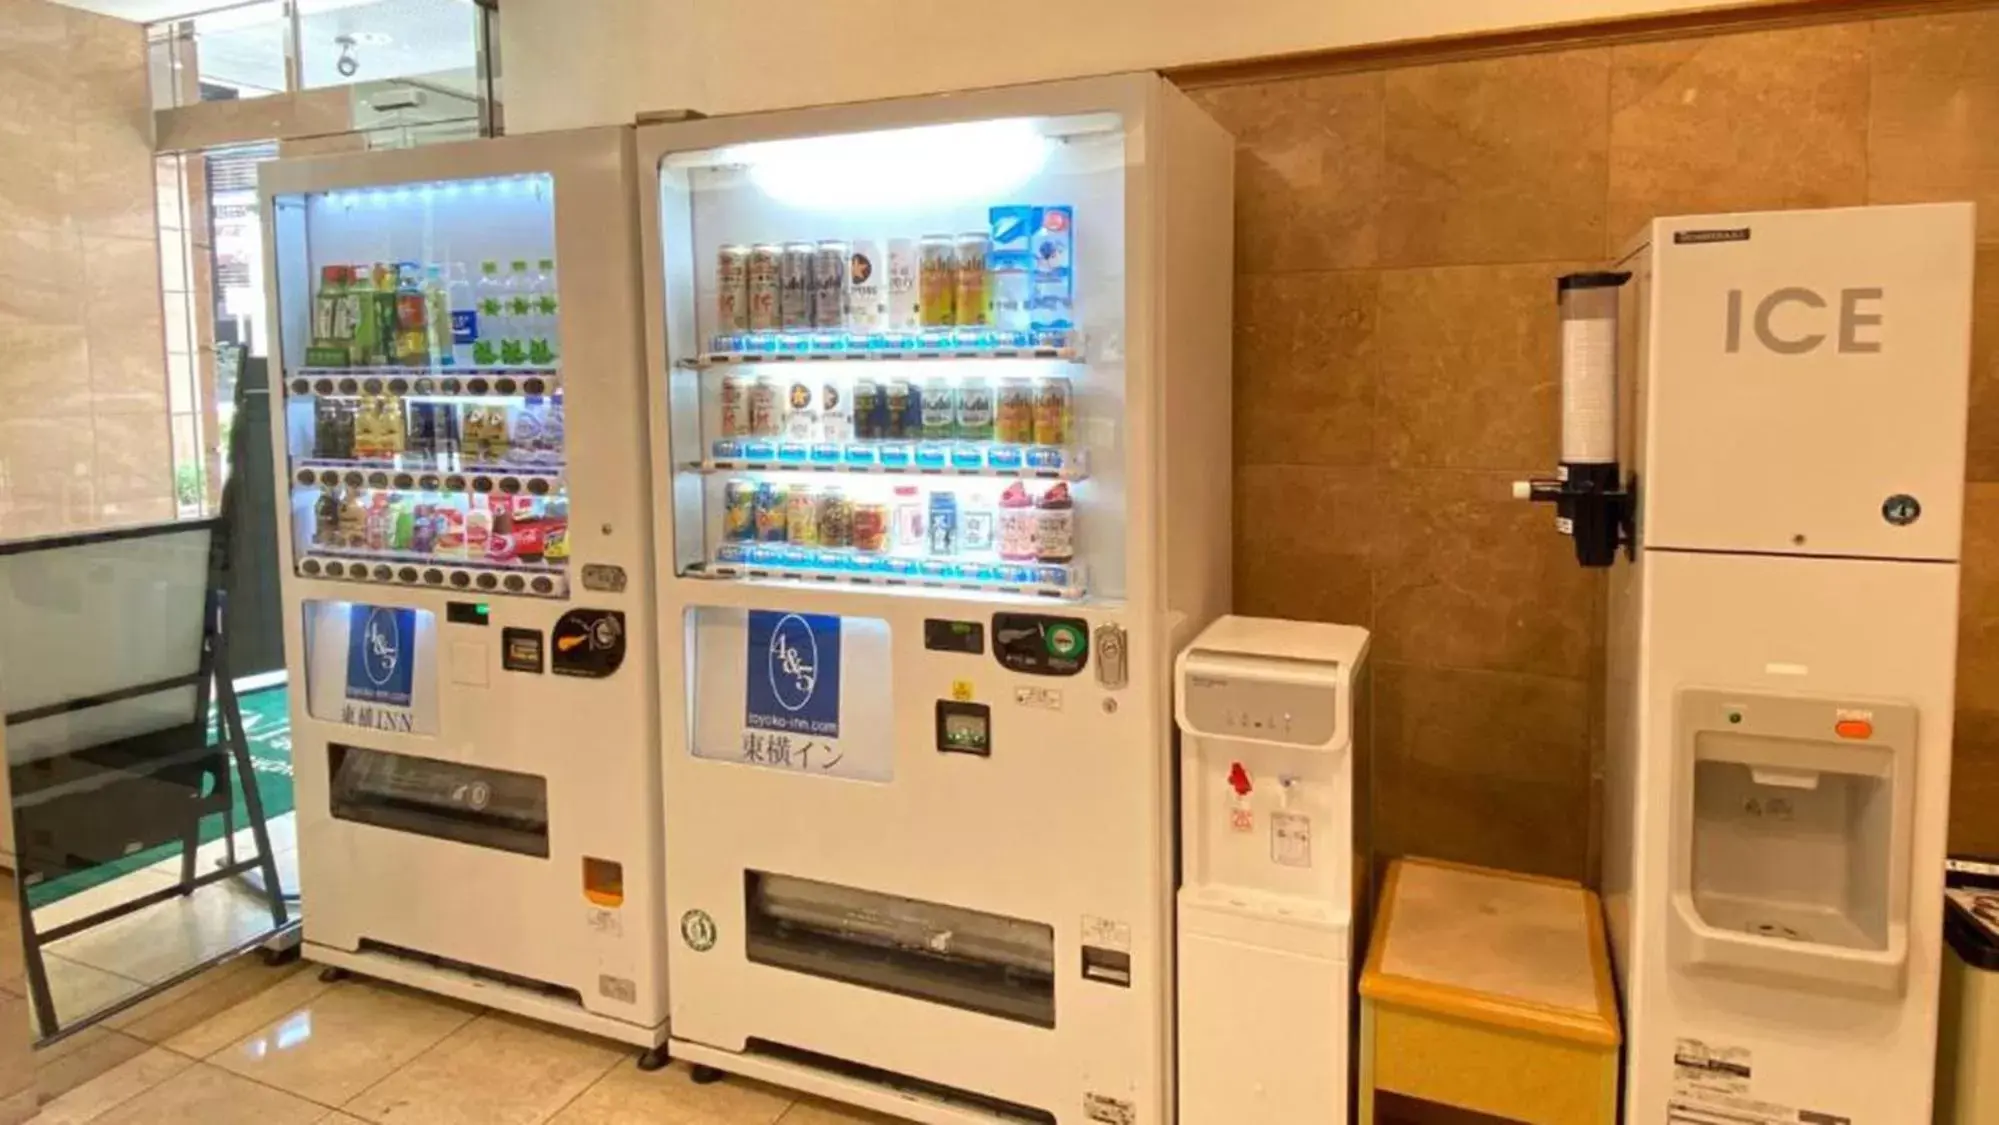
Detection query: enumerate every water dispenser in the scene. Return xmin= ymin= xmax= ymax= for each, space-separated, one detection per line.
xmin=1175 ymin=615 xmax=1370 ymax=1125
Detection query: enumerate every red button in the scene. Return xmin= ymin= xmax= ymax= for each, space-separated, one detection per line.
xmin=1835 ymin=719 xmax=1873 ymax=740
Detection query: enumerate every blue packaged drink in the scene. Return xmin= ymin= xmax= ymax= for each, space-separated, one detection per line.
xmin=1030 ymin=205 xmax=1074 ymax=331
xmin=989 ymin=205 xmax=1038 ymax=257
xmin=927 ymin=490 xmax=959 ymax=557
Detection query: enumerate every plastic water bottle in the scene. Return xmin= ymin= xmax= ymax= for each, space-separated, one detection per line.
xmin=472 ymin=260 xmax=505 ymax=366
xmin=503 ymin=259 xmax=533 ymax=366
xmin=447 ymin=263 xmax=476 ymax=367
xmin=527 ymin=257 xmax=559 ymax=366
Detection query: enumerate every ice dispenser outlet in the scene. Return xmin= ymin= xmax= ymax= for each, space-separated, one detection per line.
xmin=1174 ymin=615 xmax=1370 ymax=1125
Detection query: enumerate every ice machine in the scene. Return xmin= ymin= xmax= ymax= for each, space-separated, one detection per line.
xmin=1517 ymin=203 xmax=1975 ymax=1123
xmin=1175 ymin=615 xmax=1370 ymax=1125
xmin=639 ymin=74 xmax=1234 ymax=1122
xmin=259 ymin=129 xmax=668 ymax=1051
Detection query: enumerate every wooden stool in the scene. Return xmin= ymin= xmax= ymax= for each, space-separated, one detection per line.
xmin=1357 ymin=858 xmax=1621 ymax=1125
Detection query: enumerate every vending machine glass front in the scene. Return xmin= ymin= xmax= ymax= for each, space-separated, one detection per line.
xmin=654 ymin=113 xmax=1129 ymax=604
xmin=270 ymin=174 xmax=573 ymax=598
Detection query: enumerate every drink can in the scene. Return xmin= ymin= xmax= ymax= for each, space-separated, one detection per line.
xmin=812 ymin=240 xmax=849 ymax=329
xmin=996 ymin=378 xmax=1035 ymax=444
xmin=953 ymin=233 xmax=989 ymax=327
xmin=1033 ymin=377 xmax=1072 ymax=445
xmin=779 ymin=241 xmax=814 ymax=330
xmin=753 ymin=482 xmax=789 ymax=542
xmin=717 ymin=244 xmax=751 ymax=334
xmin=786 ymin=487 xmax=821 ymax=546
xmin=817 ymin=488 xmax=854 ymax=548
xmin=852 ymin=377 xmax=884 ymax=441
xmin=1035 ymin=481 xmax=1075 ymax=563
xmin=852 ymin=502 xmax=890 ymax=552
xmin=918 ymin=235 xmax=956 ymax=328
xmin=783 ymin=374 xmax=820 ymax=440
xmin=747 ymin=244 xmax=783 ymax=332
xmin=719 ymin=372 xmax=751 ymax=438
xmin=819 ymin=378 xmax=854 ymax=442
xmin=887 ymin=238 xmax=921 ymax=332
xmin=927 ymin=490 xmax=959 ymax=557
xmin=723 ymin=479 xmax=756 ymax=541
xmin=846 ymin=239 xmax=885 ymax=331
xmin=956 ymin=376 xmax=995 ymax=441
xmin=883 ymin=378 xmax=918 ymax=440
xmin=920 ymin=378 xmax=956 ymax=441
xmin=748 ymin=375 xmax=784 ymax=437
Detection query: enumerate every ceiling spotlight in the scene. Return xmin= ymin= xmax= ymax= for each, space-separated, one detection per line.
xmin=334 ymin=35 xmax=359 ymax=78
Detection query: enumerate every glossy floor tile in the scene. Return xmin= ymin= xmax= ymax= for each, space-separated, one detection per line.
xmin=35 ymin=952 xmax=964 ymax=1125
xmin=205 ymin=980 xmax=478 ymax=1105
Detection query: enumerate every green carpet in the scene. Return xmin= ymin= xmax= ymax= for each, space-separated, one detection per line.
xmin=25 ymin=686 xmax=296 ymax=910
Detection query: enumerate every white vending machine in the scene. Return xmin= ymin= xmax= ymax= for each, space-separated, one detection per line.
xmin=1518 ymin=203 xmax=1975 ymax=1123
xmin=259 ymin=129 xmax=669 ymax=1052
xmin=639 ymin=74 xmax=1233 ymax=1122
xmin=1175 ymin=616 xmax=1370 ymax=1125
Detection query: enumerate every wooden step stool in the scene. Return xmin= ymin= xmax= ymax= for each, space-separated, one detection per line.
xmin=1358 ymin=858 xmax=1622 ymax=1125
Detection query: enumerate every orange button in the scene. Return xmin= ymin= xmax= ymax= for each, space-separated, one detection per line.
xmin=1835 ymin=719 xmax=1873 ymax=740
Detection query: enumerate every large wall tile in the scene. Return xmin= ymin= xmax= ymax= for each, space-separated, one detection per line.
xmin=0 ymin=148 xmax=67 ymax=236
xmin=0 ymin=416 xmax=95 ymax=524
xmin=1957 ymin=482 xmax=1999 ymax=855
xmin=63 ymin=142 xmax=156 ymax=242
xmin=1380 ymin=49 xmax=1609 ymax=267
xmin=82 ymin=234 xmax=168 ymax=414
xmin=65 ymin=6 xmax=145 ymax=78
xmin=1972 ymin=247 xmax=1999 ymax=483
xmin=1607 ymin=25 xmax=1869 ymax=246
xmin=1234 ymin=464 xmax=1378 ymax=627
xmin=1373 ymin=661 xmax=1593 ymax=880
xmin=0 ymin=326 xmax=90 ymax=417
xmin=1870 ymin=10 xmax=1999 ymax=243
xmin=0 ymin=41 xmax=72 ymax=144
xmin=0 ymin=226 xmax=83 ymax=329
xmin=90 ymin=412 xmax=171 ymax=506
xmin=1235 ymin=270 xmax=1377 ymax=467
xmin=1370 ymin=468 xmax=1601 ymax=679
xmin=0 ymin=0 xmax=68 ymax=56
xmin=1193 ymin=73 xmax=1382 ymax=273
xmin=1375 ymin=262 xmax=1578 ymax=472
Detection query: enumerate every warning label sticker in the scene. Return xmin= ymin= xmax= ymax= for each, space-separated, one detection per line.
xmin=1668 ymin=1038 xmax=1852 ymax=1125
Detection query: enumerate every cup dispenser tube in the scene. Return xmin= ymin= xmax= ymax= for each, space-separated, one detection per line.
xmin=1514 ymin=271 xmax=1634 ymax=567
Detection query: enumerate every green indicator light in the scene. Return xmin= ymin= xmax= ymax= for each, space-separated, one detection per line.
xmin=476 ymin=604 xmax=490 ymax=616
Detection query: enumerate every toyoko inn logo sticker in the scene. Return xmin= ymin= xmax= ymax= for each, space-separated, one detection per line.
xmin=745 ymin=611 xmax=841 ymax=738
xmin=345 ymin=605 xmax=416 ymax=708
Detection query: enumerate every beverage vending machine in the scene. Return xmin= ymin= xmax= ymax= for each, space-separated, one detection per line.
xmin=640 ymin=74 xmax=1234 ymax=1122
xmin=259 ymin=129 xmax=668 ymax=1052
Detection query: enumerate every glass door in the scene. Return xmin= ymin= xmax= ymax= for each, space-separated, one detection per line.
xmin=654 ymin=113 xmax=1129 ymax=604
xmin=269 ymin=172 xmax=572 ymax=598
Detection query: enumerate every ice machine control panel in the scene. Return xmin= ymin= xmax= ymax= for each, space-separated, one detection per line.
xmin=991 ymin=613 xmax=1090 ymax=677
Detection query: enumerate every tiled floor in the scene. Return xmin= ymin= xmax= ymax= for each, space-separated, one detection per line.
xmin=20 ymin=813 xmax=299 ymax=1035
xmin=30 ymin=960 xmax=900 ymax=1124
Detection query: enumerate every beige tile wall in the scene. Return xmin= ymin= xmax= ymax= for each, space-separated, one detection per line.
xmin=1192 ymin=6 xmax=1999 ymax=880
xmin=0 ymin=0 xmax=173 ymax=540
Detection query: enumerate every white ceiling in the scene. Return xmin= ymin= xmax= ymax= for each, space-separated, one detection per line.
xmin=56 ymin=0 xmax=481 ymax=96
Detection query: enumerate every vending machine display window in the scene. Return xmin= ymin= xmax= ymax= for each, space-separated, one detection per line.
xmin=270 ymin=174 xmax=574 ymax=599
xmin=652 ymin=114 xmax=1129 ymax=604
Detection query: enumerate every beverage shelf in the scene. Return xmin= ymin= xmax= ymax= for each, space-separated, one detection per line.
xmin=286 ymin=367 xmax=562 ymax=399
xmin=298 ymin=550 xmax=567 ymax=598
xmin=291 ymin=458 xmax=565 ymax=497
xmin=696 ymin=440 xmax=1085 ymax=480
xmin=695 ymin=546 xmax=1083 ymax=600
xmin=687 ymin=329 xmax=1082 ymax=366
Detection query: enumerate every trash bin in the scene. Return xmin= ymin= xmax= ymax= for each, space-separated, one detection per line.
xmin=1937 ymin=856 xmax=1999 ymax=1124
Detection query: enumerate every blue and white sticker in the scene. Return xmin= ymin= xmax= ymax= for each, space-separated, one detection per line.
xmin=745 ymin=610 xmax=842 ymax=738
xmin=345 ymin=605 xmax=416 ymax=707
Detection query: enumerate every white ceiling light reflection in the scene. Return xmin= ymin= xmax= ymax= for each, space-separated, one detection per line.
xmin=719 ymin=119 xmax=1051 ymax=214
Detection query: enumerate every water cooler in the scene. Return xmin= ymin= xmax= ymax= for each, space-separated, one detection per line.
xmin=1175 ymin=615 xmax=1370 ymax=1125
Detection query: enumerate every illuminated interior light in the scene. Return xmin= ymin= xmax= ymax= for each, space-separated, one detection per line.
xmin=718 ymin=119 xmax=1053 ymax=214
